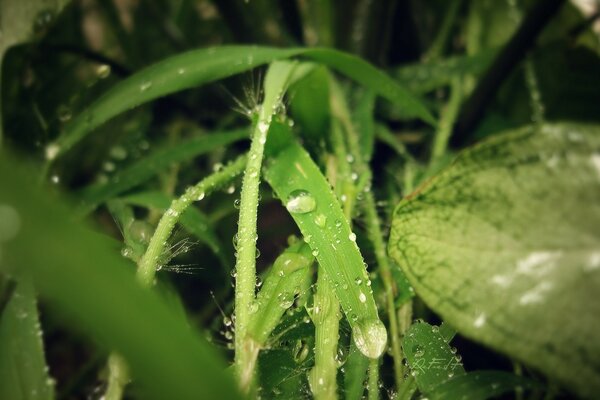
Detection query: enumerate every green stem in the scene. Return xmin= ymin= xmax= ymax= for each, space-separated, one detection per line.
xmin=431 ymin=77 xmax=462 ymax=161
xmin=104 ymin=353 xmax=129 ymax=400
xmin=105 ymin=155 xmax=246 ymax=399
xmin=368 ymin=358 xmax=380 ymax=400
xmin=362 ymin=189 xmax=404 ymax=388
xmin=241 ymin=243 xmax=313 ymax=388
xmin=524 ymin=57 xmax=545 ymax=125
xmin=234 ymin=61 xmax=298 ymax=390
xmin=424 ymin=0 xmax=464 ymax=61
xmin=137 ymin=155 xmax=247 ymax=287
xmin=309 ymin=267 xmax=341 ymax=400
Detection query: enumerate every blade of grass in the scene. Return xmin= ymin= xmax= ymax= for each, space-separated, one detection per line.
xmin=45 ymin=46 xmax=434 ymax=165
xmin=233 ymin=60 xmax=301 ymax=391
xmin=0 ymin=279 xmax=54 ymax=400
xmin=308 ymin=268 xmax=341 ymax=400
xmin=242 ymin=242 xmax=313 ymax=388
xmin=77 ymin=129 xmax=248 ymax=214
xmin=264 ymin=136 xmax=387 ymax=360
xmin=0 ymin=152 xmax=241 ymax=400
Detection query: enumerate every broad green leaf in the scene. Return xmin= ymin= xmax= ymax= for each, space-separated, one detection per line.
xmin=264 ymin=129 xmax=387 ymax=359
xmin=402 ymin=322 xmax=465 ymax=393
xmin=47 ymin=46 xmax=433 ymax=161
xmin=389 ymin=123 xmax=600 ymax=398
xmin=0 ymin=153 xmax=241 ymax=400
xmin=77 ymin=129 xmax=248 ymax=213
xmin=427 ymin=370 xmax=540 ymax=400
xmin=0 ymin=279 xmax=53 ymax=400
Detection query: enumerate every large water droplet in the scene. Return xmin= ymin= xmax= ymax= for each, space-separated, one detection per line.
xmin=286 ymin=190 xmax=316 ymax=214
xmin=352 ymin=319 xmax=387 ymax=359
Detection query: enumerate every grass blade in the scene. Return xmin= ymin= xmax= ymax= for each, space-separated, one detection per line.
xmin=77 ymin=129 xmax=248 ymax=213
xmin=47 ymin=46 xmax=433 ymax=163
xmin=0 ymin=152 xmax=241 ymax=400
xmin=264 ymin=131 xmax=387 ymax=360
xmin=0 ymin=279 xmax=54 ymax=400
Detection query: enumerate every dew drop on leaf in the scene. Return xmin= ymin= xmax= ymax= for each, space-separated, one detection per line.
xmin=352 ymin=318 xmax=387 ymax=359
xmin=286 ymin=190 xmax=316 ymax=214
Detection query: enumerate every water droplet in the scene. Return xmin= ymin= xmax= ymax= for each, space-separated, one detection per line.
xmin=312 ymin=249 xmax=319 ymax=257
xmin=196 ymin=191 xmax=205 ymax=201
xmin=349 ymin=232 xmax=357 ymax=242
xmin=234 ymin=199 xmax=241 ymax=209
xmin=45 ymin=143 xmax=60 ymax=160
xmin=355 ymin=277 xmax=362 ymax=285
xmin=226 ymin=185 xmax=235 ymax=194
xmin=412 ymin=344 xmax=425 ymax=357
xmin=177 ymin=68 xmax=186 ymax=75
xmin=352 ymin=319 xmax=387 ymax=359
xmin=109 ymin=145 xmax=127 ymax=160
xmin=314 ymin=214 xmax=327 ymax=227
xmin=57 ymin=104 xmax=72 ymax=122
xmin=258 ymin=121 xmax=269 ymax=134
xmin=121 ymin=247 xmax=133 ymax=258
xmin=129 ymin=220 xmax=153 ymax=245
xmin=286 ymin=190 xmax=316 ymax=214
xmin=96 ymin=64 xmax=111 ymax=79
xmin=50 ymin=174 xmax=60 ymax=184
xmin=140 ymin=81 xmax=152 ymax=92
xmin=359 ymin=292 xmax=367 ymax=303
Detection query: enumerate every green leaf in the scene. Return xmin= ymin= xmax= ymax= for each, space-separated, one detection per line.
xmin=48 ymin=46 xmax=433 ymax=161
xmin=0 ymin=279 xmax=54 ymax=400
xmin=389 ymin=123 xmax=600 ymax=398
xmin=77 ymin=129 xmax=248 ymax=213
xmin=427 ymin=370 xmax=540 ymax=400
xmin=0 ymin=152 xmax=241 ymax=400
xmin=343 ymin=343 xmax=369 ymax=400
xmin=402 ymin=322 xmax=465 ymax=393
xmin=264 ymin=133 xmax=387 ymax=359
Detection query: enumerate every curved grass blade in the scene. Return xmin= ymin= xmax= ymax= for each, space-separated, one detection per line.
xmin=402 ymin=322 xmax=465 ymax=393
xmin=117 ymin=191 xmax=230 ymax=269
xmin=48 ymin=46 xmax=434 ymax=162
xmin=0 ymin=279 xmax=54 ymax=400
xmin=0 ymin=152 xmax=241 ymax=400
xmin=427 ymin=370 xmax=540 ymax=400
xmin=264 ymin=132 xmax=387 ymax=360
xmin=389 ymin=123 xmax=600 ymax=398
xmin=77 ymin=129 xmax=248 ymax=213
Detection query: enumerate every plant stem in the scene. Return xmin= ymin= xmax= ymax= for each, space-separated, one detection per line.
xmin=104 ymin=353 xmax=129 ymax=400
xmin=368 ymin=358 xmax=380 ymax=400
xmin=309 ymin=267 xmax=341 ymax=400
xmin=234 ymin=61 xmax=298 ymax=390
xmin=424 ymin=0 xmax=464 ymax=61
xmin=362 ymin=189 xmax=404 ymax=388
xmin=137 ymin=155 xmax=247 ymax=287
xmin=104 ymin=155 xmax=246 ymax=399
xmin=431 ymin=77 xmax=462 ymax=160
